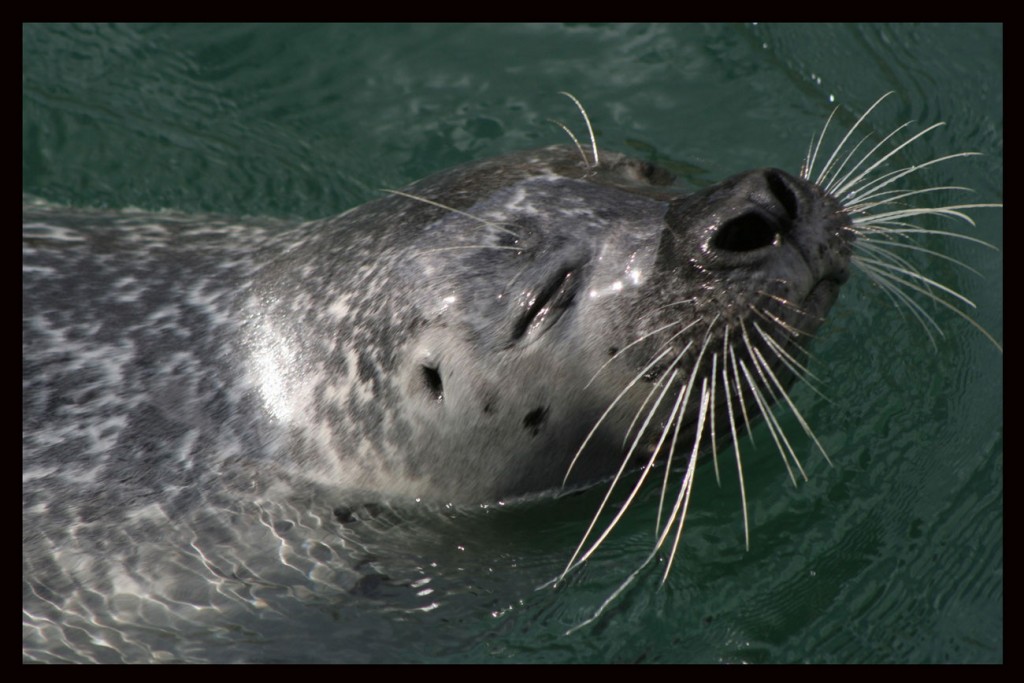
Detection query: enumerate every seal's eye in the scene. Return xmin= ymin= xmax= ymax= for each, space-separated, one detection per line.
xmin=640 ymin=161 xmax=675 ymax=186
xmin=609 ymin=158 xmax=675 ymax=186
xmin=510 ymin=267 xmax=578 ymax=345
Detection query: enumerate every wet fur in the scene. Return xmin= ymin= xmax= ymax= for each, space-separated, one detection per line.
xmin=22 ymin=93 xmax=1000 ymax=654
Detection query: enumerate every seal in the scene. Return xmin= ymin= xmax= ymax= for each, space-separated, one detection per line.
xmin=22 ymin=94 xmax=997 ymax=660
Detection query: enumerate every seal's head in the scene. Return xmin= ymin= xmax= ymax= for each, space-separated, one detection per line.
xmin=246 ymin=143 xmax=854 ymax=507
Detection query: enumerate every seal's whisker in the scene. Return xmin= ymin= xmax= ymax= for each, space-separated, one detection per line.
xmin=750 ymin=340 xmax=831 ymax=465
xmin=583 ymin=320 xmax=698 ymax=391
xmin=803 ymin=101 xmax=840 ymax=181
xmin=381 ymin=189 xmax=521 ymax=239
xmin=708 ymin=350 xmax=721 ymax=485
xmin=803 ymin=134 xmax=818 ymax=182
xmin=653 ymin=321 xmax=717 ymax=536
xmin=620 ymin=343 xmax=691 ymax=449
xmin=855 ymin=257 xmax=1003 ymax=352
xmin=558 ymin=91 xmax=599 ymax=167
xmin=562 ymin=346 xmax=676 ymax=486
xmin=567 ymin=390 xmax=707 ymax=633
xmin=850 ymin=219 xmax=928 ymax=238
xmin=755 ymin=292 xmax=828 ymax=333
xmin=720 ymin=333 xmax=751 ymax=549
xmin=852 ymin=201 xmax=988 ymax=228
xmin=842 ymin=185 xmax=974 ymax=214
xmin=822 ymin=120 xmax=917 ymax=194
xmin=752 ymin=322 xmax=830 ymax=402
xmin=854 ymin=258 xmax=950 ymax=349
xmin=740 ymin=323 xmax=818 ymax=471
xmin=561 ymin=364 xmax=683 ymax=579
xmin=640 ymin=296 xmax=702 ymax=321
xmin=567 ymin=318 xmax=720 ymax=582
xmin=818 ymin=131 xmax=873 ymax=188
xmin=854 ymin=243 xmax=934 ymax=288
xmin=814 ymin=92 xmax=894 ymax=187
xmin=823 ymin=121 xmax=913 ymax=195
xmin=547 ymin=118 xmax=591 ymax=167
xmin=854 ymin=241 xmax=965 ymax=301
xmin=856 ymin=237 xmax=983 ymax=276
xmin=565 ymin=538 xmax=657 ymax=634
xmin=854 ymin=254 xmax=978 ymax=309
xmin=617 ymin=365 xmax=690 ymax=552
xmin=660 ymin=378 xmax=711 ymax=582
xmin=863 ymin=256 xmax=941 ymax=316
xmin=836 ymin=149 xmax=979 ymax=203
xmin=656 ymin=386 xmax=689 ymax=534
xmin=411 ymin=245 xmax=523 ymax=256
xmin=750 ymin=302 xmax=820 ymax=339
xmin=736 ymin=354 xmax=803 ymax=485
xmin=726 ymin=340 xmax=758 ymax=446
xmin=825 ymin=115 xmax=943 ymax=194
xmin=616 ymin=328 xmax=700 ymax=448
xmin=851 ymin=222 xmax=999 ymax=250
xmin=756 ymin=290 xmax=805 ymax=317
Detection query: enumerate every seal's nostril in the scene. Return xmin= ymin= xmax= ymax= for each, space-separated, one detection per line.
xmin=766 ymin=170 xmax=799 ymax=221
xmin=712 ymin=210 xmax=781 ymax=252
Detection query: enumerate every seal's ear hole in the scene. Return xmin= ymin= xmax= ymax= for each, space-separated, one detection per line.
xmin=421 ymin=365 xmax=444 ymax=402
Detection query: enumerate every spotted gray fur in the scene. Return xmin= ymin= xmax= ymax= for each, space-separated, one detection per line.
xmin=23 ymin=141 xmax=856 ymax=661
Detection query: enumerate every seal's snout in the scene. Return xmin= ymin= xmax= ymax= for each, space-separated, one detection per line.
xmin=659 ymin=166 xmax=849 ymax=282
xmin=709 ymin=168 xmax=801 ymax=255
xmin=706 ymin=167 xmax=828 ymax=257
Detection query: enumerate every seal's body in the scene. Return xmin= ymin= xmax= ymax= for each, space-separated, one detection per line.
xmin=24 ymin=142 xmax=859 ymax=662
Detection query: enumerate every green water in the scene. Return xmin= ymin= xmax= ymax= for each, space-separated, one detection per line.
xmin=23 ymin=23 xmax=1002 ymax=663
